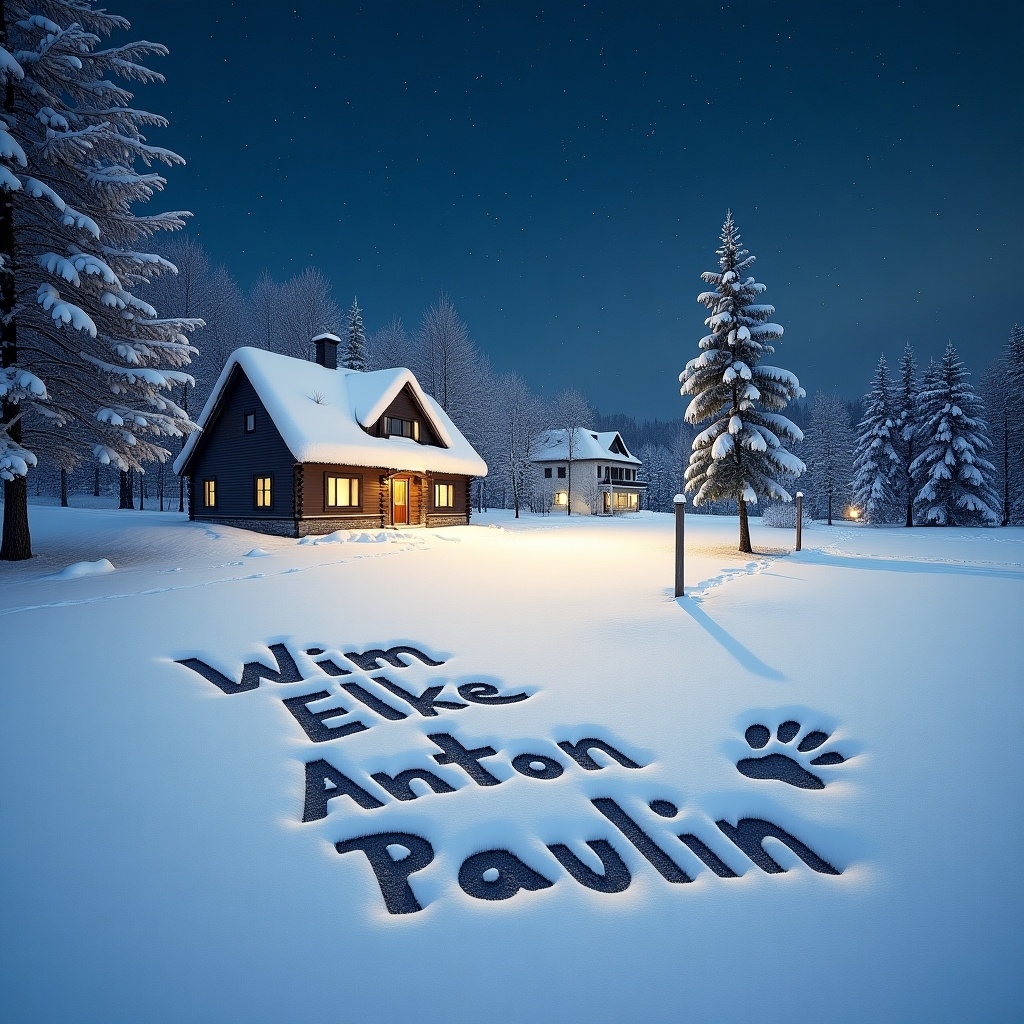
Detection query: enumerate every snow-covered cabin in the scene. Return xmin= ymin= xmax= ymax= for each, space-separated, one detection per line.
xmin=173 ymin=336 xmax=487 ymax=536
xmin=531 ymin=428 xmax=645 ymax=514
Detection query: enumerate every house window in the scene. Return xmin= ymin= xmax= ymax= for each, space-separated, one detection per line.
xmin=254 ymin=475 xmax=272 ymax=509
xmin=557 ymin=466 xmax=566 ymax=479
xmin=203 ymin=479 xmax=216 ymax=508
xmin=614 ymin=492 xmax=638 ymax=510
xmin=553 ymin=491 xmax=568 ymax=506
xmin=597 ymin=465 xmax=602 ymax=477
xmin=434 ymin=482 xmax=455 ymax=508
xmin=544 ymin=467 xmax=552 ymax=479
xmin=386 ymin=416 xmax=419 ymax=441
xmin=244 ymin=412 xmax=256 ymax=433
xmin=326 ymin=475 xmax=360 ymax=508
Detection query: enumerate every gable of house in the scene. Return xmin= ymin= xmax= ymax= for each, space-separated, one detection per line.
xmin=182 ymin=365 xmax=296 ymax=520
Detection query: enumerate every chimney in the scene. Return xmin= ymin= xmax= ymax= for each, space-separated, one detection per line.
xmin=312 ymin=333 xmax=341 ymax=369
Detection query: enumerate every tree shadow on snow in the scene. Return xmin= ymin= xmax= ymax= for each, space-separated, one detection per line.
xmin=796 ymin=550 xmax=1024 ymax=581
xmin=677 ymin=598 xmax=787 ymax=681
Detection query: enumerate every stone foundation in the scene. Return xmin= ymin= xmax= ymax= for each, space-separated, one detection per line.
xmin=297 ymin=516 xmax=385 ymax=536
xmin=425 ymin=513 xmax=469 ymax=528
xmin=193 ymin=516 xmax=297 ymax=537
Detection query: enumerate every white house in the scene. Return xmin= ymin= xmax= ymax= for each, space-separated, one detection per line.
xmin=531 ymin=428 xmax=645 ymax=514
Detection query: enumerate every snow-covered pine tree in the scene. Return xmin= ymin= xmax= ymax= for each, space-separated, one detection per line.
xmin=910 ymin=342 xmax=998 ymax=526
xmin=0 ymin=2 xmax=198 ymax=559
xmin=344 ymin=296 xmax=367 ymax=371
xmin=893 ymin=342 xmax=919 ymax=526
xmin=680 ymin=212 xmax=805 ymax=553
xmin=803 ymin=392 xmax=854 ymax=525
xmin=851 ymin=355 xmax=900 ymax=523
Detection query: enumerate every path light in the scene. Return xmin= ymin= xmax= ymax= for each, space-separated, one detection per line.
xmin=674 ymin=493 xmax=686 ymax=598
xmin=795 ymin=492 xmax=803 ymax=551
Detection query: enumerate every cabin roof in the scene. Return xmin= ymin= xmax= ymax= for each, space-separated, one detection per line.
xmin=531 ymin=427 xmax=641 ymax=465
xmin=173 ymin=347 xmax=487 ymax=477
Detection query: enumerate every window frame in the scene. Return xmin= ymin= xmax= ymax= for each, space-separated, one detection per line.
xmin=385 ymin=416 xmax=420 ymax=441
xmin=557 ymin=466 xmax=566 ymax=479
xmin=543 ymin=467 xmax=552 ymax=479
xmin=254 ymin=474 xmax=273 ymax=510
xmin=244 ymin=411 xmax=256 ymax=433
xmin=203 ymin=478 xmax=217 ymax=509
xmin=325 ymin=473 xmax=363 ymax=510
xmin=433 ymin=480 xmax=455 ymax=509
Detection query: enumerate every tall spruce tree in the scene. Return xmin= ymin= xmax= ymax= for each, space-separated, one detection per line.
xmin=680 ymin=212 xmax=804 ymax=552
xmin=851 ymin=355 xmax=900 ymax=523
xmin=0 ymin=2 xmax=197 ymax=559
xmin=894 ymin=343 xmax=919 ymax=527
xmin=344 ymin=296 xmax=367 ymax=371
xmin=910 ymin=342 xmax=998 ymax=526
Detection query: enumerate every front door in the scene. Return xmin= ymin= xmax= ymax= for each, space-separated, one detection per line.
xmin=603 ymin=491 xmax=611 ymax=514
xmin=392 ymin=477 xmax=409 ymax=525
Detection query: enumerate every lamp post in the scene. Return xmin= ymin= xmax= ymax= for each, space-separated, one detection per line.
xmin=674 ymin=493 xmax=686 ymax=598
xmin=795 ymin=491 xmax=803 ymax=551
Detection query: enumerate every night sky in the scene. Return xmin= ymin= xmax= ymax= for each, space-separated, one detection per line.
xmin=117 ymin=0 xmax=1022 ymax=419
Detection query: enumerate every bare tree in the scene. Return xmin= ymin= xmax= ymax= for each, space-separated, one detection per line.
xmin=414 ymin=294 xmax=479 ymax=415
xmin=492 ymin=372 xmax=545 ymax=518
xmin=281 ymin=268 xmax=341 ymax=360
xmin=553 ymin=388 xmax=592 ymax=515
xmin=369 ymin=316 xmax=415 ymax=371
xmin=245 ymin=272 xmax=283 ymax=352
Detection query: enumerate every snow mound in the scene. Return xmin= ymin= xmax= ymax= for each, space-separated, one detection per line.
xmin=244 ymin=548 xmax=271 ymax=558
xmin=46 ymin=558 xmax=115 ymax=580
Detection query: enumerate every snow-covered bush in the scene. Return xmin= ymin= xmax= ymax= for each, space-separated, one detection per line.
xmin=760 ymin=501 xmax=800 ymax=528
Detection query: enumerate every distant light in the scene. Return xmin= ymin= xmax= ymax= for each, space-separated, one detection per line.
xmin=848 ymin=507 xmax=861 ymax=520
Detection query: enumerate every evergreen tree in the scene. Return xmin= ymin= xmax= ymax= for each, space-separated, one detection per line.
xmin=680 ymin=212 xmax=805 ymax=553
xmin=803 ymin=392 xmax=854 ymax=525
xmin=344 ymin=296 xmax=367 ymax=371
xmin=893 ymin=343 xmax=920 ymax=526
xmin=910 ymin=342 xmax=998 ymax=526
xmin=980 ymin=345 xmax=1021 ymax=527
xmin=0 ymin=2 xmax=197 ymax=559
xmin=851 ymin=355 xmax=900 ymax=522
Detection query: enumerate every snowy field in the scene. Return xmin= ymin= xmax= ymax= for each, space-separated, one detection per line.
xmin=1 ymin=503 xmax=1022 ymax=1023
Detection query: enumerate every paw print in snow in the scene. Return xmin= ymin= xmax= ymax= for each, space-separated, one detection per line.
xmin=737 ymin=720 xmax=846 ymax=790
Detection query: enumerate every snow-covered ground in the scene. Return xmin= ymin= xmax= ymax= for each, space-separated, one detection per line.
xmin=1 ymin=504 xmax=1022 ymax=1023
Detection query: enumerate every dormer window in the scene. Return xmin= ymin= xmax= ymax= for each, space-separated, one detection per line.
xmin=385 ymin=416 xmax=419 ymax=441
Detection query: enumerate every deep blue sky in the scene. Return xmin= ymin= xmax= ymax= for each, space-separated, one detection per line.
xmin=117 ymin=0 xmax=1022 ymax=418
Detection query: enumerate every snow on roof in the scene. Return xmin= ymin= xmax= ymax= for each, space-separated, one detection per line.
xmin=531 ymin=427 xmax=641 ymax=464
xmin=174 ymin=347 xmax=487 ymax=477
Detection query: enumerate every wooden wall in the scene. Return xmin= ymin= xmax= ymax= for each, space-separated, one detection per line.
xmin=185 ymin=367 xmax=295 ymax=521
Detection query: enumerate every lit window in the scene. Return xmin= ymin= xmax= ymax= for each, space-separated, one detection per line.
xmin=244 ymin=412 xmax=255 ymax=433
xmin=544 ymin=468 xmax=552 ymax=479
xmin=434 ymin=482 xmax=455 ymax=508
xmin=614 ymin=492 xmax=638 ymax=510
xmin=386 ymin=417 xmax=419 ymax=440
xmin=553 ymin=491 xmax=568 ymax=506
xmin=255 ymin=475 xmax=272 ymax=509
xmin=326 ymin=475 xmax=360 ymax=508
xmin=557 ymin=466 xmax=566 ymax=479
xmin=203 ymin=479 xmax=216 ymax=508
